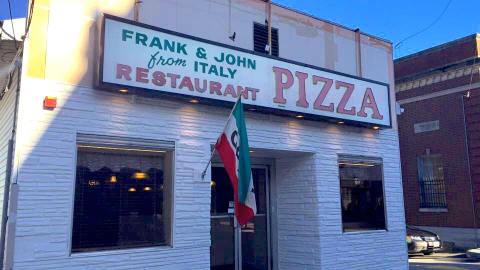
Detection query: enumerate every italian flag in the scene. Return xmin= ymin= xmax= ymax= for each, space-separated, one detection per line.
xmin=215 ymin=99 xmax=257 ymax=225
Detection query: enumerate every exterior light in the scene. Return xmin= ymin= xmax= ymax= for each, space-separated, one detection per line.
xmin=337 ymin=121 xmax=344 ymax=125
xmin=144 ymin=186 xmax=152 ymax=192
xmin=128 ymin=187 xmax=136 ymax=192
xmin=249 ymin=150 xmax=254 ymax=153
xmin=210 ymin=181 xmax=216 ymax=187
xmin=190 ymin=99 xmax=199 ymax=104
xmin=133 ymin=172 xmax=148 ymax=180
xmin=296 ymin=115 xmax=304 ymax=119
xmin=110 ymin=175 xmax=117 ymax=183
xmin=119 ymin=89 xmax=129 ymax=93
xmin=372 ymin=126 xmax=380 ymax=130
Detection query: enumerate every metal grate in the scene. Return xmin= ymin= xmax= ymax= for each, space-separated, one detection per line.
xmin=417 ymin=154 xmax=447 ymax=208
xmin=253 ymin=22 xmax=279 ymax=57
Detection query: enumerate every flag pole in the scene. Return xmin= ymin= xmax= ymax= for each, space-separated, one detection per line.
xmin=201 ymin=95 xmax=243 ymax=180
xmin=201 ymin=148 xmax=216 ymax=180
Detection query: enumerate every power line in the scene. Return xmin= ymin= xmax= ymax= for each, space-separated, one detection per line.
xmin=0 ymin=21 xmax=15 ymax=40
xmin=395 ymin=0 xmax=453 ymax=49
xmin=6 ymin=0 xmax=18 ymax=48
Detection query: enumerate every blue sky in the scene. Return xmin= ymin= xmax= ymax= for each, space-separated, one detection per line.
xmin=275 ymin=0 xmax=480 ymax=58
xmin=1 ymin=0 xmax=479 ymax=58
xmin=0 ymin=0 xmax=27 ymax=20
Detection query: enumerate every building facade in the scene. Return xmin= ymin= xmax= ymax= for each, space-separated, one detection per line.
xmin=0 ymin=0 xmax=406 ymax=269
xmin=395 ymin=34 xmax=480 ymax=249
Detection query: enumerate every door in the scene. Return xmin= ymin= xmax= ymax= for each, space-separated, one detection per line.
xmin=211 ymin=166 xmax=270 ymax=270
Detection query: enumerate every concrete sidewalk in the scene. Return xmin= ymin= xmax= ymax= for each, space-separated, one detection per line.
xmin=409 ymin=253 xmax=480 ymax=270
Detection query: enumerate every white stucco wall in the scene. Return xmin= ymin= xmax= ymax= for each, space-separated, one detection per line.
xmin=7 ymin=0 xmax=407 ymax=269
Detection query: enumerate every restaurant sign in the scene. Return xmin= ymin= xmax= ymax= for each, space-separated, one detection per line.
xmin=99 ymin=14 xmax=391 ymax=127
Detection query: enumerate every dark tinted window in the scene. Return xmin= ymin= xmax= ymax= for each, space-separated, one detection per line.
xmin=253 ymin=22 xmax=279 ymax=57
xmin=339 ymin=159 xmax=386 ymax=232
xmin=72 ymin=145 xmax=172 ymax=252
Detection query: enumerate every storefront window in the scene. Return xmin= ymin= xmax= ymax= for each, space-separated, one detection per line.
xmin=72 ymin=143 xmax=173 ymax=252
xmin=339 ymin=157 xmax=386 ymax=232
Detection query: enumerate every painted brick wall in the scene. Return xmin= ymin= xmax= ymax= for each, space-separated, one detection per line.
xmin=10 ymin=78 xmax=407 ymax=270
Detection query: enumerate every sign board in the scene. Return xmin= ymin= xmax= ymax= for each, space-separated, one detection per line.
xmin=99 ymin=14 xmax=392 ymax=127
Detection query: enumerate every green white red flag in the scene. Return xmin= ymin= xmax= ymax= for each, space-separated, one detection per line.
xmin=215 ymin=99 xmax=257 ymax=225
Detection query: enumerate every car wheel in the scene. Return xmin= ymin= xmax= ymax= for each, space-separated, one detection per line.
xmin=422 ymin=251 xmax=434 ymax=255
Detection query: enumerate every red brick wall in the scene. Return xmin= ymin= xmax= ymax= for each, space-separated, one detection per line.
xmin=398 ymin=92 xmax=475 ymax=228
xmin=395 ymin=35 xmax=478 ymax=80
xmin=465 ymin=88 xmax=480 ymax=227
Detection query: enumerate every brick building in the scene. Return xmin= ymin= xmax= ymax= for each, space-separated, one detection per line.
xmin=395 ymin=34 xmax=480 ymax=248
xmin=0 ymin=0 xmax=406 ymax=269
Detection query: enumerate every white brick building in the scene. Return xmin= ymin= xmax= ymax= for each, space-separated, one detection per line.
xmin=0 ymin=0 xmax=407 ymax=269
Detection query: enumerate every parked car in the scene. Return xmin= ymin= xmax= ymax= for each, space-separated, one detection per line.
xmin=407 ymin=226 xmax=442 ymax=255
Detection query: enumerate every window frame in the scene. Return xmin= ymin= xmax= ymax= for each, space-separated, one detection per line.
xmin=69 ymin=134 xmax=176 ymax=255
xmin=416 ymin=153 xmax=447 ymax=210
xmin=337 ymin=155 xmax=388 ymax=233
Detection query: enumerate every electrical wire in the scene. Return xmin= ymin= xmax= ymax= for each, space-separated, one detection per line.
xmin=7 ymin=0 xmax=18 ymax=48
xmin=395 ymin=0 xmax=453 ymax=49
xmin=1 ymin=0 xmax=35 ymax=96
xmin=23 ymin=0 xmax=35 ymax=40
xmin=0 ymin=22 xmax=16 ymax=40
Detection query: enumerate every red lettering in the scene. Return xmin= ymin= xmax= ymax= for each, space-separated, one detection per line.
xmin=136 ymin=67 xmax=149 ymax=83
xmin=167 ymin=73 xmax=180 ymax=88
xmin=210 ymin=81 xmax=223 ymax=95
xmin=312 ymin=76 xmax=334 ymax=112
xmin=357 ymin=87 xmax=384 ymax=120
xmin=179 ymin=76 xmax=194 ymax=91
xmin=272 ymin=67 xmax=294 ymax=104
xmin=295 ymin=71 xmax=309 ymax=108
xmin=224 ymin=84 xmax=238 ymax=98
xmin=152 ymin=71 xmax=166 ymax=86
xmin=237 ymin=86 xmax=248 ymax=99
xmin=246 ymin=87 xmax=259 ymax=101
xmin=116 ymin=64 xmax=132 ymax=81
xmin=195 ymin=79 xmax=207 ymax=93
xmin=336 ymin=81 xmax=356 ymax=115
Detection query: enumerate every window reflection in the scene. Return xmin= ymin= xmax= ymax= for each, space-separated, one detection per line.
xmin=340 ymin=160 xmax=386 ymax=232
xmin=72 ymin=146 xmax=172 ymax=252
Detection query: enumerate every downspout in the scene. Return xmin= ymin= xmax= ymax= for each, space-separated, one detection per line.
xmin=354 ymin=28 xmax=363 ymax=77
xmin=267 ymin=0 xmax=272 ymax=55
xmin=134 ymin=0 xmax=141 ymax=22
xmin=461 ymin=92 xmax=478 ymax=248
xmin=0 ymin=58 xmax=22 ymax=270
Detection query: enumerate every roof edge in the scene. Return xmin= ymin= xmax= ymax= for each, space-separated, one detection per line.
xmin=394 ymin=33 xmax=480 ymax=62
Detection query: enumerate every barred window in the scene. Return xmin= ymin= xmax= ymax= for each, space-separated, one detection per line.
xmin=417 ymin=154 xmax=447 ymax=208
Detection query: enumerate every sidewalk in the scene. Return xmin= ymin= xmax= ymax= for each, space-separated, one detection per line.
xmin=409 ymin=253 xmax=480 ymax=270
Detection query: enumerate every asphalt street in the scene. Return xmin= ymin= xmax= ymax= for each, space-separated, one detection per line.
xmin=409 ymin=253 xmax=480 ymax=270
